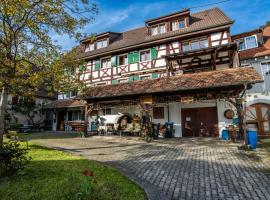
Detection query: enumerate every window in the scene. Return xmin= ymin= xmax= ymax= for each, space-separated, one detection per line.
xmin=153 ymin=107 xmax=164 ymax=119
xmin=182 ymin=42 xmax=190 ymax=52
xmin=102 ymin=108 xmax=112 ymax=115
xmin=151 ymin=26 xmax=158 ymax=36
xmin=11 ymin=96 xmax=18 ymax=105
xmin=261 ymin=62 xmax=270 ymax=76
xmin=140 ymin=50 xmax=150 ymax=62
xmin=68 ymin=110 xmax=83 ymax=121
xmin=172 ymin=20 xmax=185 ymax=31
xmin=70 ymin=90 xmax=77 ymax=97
xmin=245 ymin=36 xmax=258 ymax=49
xmin=89 ymin=43 xmax=94 ymax=51
xmin=159 ymin=24 xmax=166 ymax=34
xmin=235 ymin=35 xmax=258 ymax=51
xmin=182 ymin=38 xmax=209 ymax=52
xmin=119 ymin=54 xmax=128 ymax=66
xmin=179 ymin=20 xmax=185 ymax=29
xmin=151 ymin=24 xmax=166 ymax=36
xmin=141 ymin=76 xmax=150 ymax=80
xmin=101 ymin=58 xmax=111 ymax=68
xmin=97 ymin=39 xmax=108 ymax=49
xmin=191 ymin=40 xmax=200 ymax=50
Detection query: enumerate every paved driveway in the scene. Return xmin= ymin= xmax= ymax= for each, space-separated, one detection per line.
xmin=29 ymin=133 xmax=270 ymax=200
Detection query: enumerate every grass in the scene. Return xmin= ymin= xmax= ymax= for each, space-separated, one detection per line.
xmin=0 ymin=140 xmax=146 ymax=200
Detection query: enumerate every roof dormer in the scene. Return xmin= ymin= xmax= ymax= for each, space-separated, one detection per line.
xmin=81 ymin=32 xmax=121 ymax=52
xmin=145 ymin=8 xmax=190 ymax=36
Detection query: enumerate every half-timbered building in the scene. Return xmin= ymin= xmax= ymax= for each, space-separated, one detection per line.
xmin=47 ymin=7 xmax=263 ymax=137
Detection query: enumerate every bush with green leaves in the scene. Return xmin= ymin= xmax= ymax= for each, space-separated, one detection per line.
xmin=0 ymin=141 xmax=31 ymax=178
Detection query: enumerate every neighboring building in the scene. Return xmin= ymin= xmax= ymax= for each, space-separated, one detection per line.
xmin=6 ymin=90 xmax=57 ymax=130
xmin=48 ymin=7 xmax=263 ymax=137
xmin=232 ymin=25 xmax=270 ymax=136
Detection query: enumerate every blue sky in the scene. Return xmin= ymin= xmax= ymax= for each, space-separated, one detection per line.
xmin=56 ymin=0 xmax=270 ymax=50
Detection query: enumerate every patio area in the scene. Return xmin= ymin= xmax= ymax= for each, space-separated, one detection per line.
xmin=23 ymin=132 xmax=270 ymax=200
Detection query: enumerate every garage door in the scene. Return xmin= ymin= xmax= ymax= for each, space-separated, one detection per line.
xmin=181 ymin=107 xmax=219 ymax=137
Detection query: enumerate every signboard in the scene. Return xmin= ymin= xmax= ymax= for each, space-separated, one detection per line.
xmin=181 ymin=96 xmax=194 ymax=104
xmin=140 ymin=95 xmax=153 ymax=104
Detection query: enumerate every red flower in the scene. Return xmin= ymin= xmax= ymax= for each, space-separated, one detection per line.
xmin=82 ymin=169 xmax=94 ymax=176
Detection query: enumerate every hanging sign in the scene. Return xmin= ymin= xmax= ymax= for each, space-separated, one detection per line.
xmin=140 ymin=95 xmax=153 ymax=105
xmin=181 ymin=96 xmax=194 ymax=104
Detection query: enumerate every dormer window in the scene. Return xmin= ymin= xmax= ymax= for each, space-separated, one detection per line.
xmin=97 ymin=39 xmax=108 ymax=49
xmin=172 ymin=19 xmax=186 ymax=31
xmin=151 ymin=24 xmax=166 ymax=36
xmin=85 ymin=43 xmax=95 ymax=52
xmin=235 ymin=35 xmax=258 ymax=51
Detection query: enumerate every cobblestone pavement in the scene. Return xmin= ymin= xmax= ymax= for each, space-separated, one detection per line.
xmin=29 ymin=132 xmax=270 ymax=200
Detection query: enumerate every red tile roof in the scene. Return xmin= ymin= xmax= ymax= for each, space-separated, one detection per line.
xmin=79 ymin=7 xmax=233 ymax=60
xmin=45 ymin=99 xmax=86 ymax=109
xmin=80 ymin=67 xmax=262 ymax=100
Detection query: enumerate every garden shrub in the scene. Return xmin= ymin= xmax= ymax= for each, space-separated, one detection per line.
xmin=0 ymin=141 xmax=31 ymax=178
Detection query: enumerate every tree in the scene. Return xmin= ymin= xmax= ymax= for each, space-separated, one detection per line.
xmin=0 ymin=0 xmax=98 ymax=147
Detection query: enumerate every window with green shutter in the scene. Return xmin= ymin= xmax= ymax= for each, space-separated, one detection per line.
xmin=128 ymin=52 xmax=139 ymax=64
xmin=133 ymin=52 xmax=139 ymax=63
xmin=111 ymin=56 xmax=118 ymax=67
xmin=66 ymin=91 xmax=70 ymax=98
xmin=133 ymin=75 xmax=140 ymax=81
xmin=151 ymin=47 xmax=158 ymax=60
xmin=128 ymin=76 xmax=134 ymax=82
xmin=94 ymin=60 xmax=100 ymax=71
xmin=151 ymin=73 xmax=159 ymax=79
xmin=128 ymin=53 xmax=134 ymax=64
xmin=112 ymin=79 xmax=119 ymax=84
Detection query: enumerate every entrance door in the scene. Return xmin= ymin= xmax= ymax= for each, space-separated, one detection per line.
xmin=181 ymin=107 xmax=218 ymax=137
xmin=246 ymin=103 xmax=270 ymax=136
xmin=57 ymin=111 xmax=66 ymax=131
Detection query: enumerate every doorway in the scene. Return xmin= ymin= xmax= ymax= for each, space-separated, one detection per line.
xmin=246 ymin=103 xmax=270 ymax=136
xmin=181 ymin=107 xmax=218 ymax=137
xmin=57 ymin=110 xmax=66 ymax=131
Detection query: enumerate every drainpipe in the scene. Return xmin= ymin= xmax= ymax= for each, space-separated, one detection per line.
xmin=167 ymin=103 xmax=170 ymax=122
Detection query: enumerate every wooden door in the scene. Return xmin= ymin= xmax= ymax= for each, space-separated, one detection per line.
xmin=57 ymin=110 xmax=66 ymax=131
xmin=246 ymin=103 xmax=270 ymax=136
xmin=181 ymin=107 xmax=218 ymax=137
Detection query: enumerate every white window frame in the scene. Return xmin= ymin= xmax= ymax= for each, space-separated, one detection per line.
xmin=118 ymin=54 xmax=128 ymax=66
xmin=235 ymin=35 xmax=258 ymax=51
xmin=172 ymin=19 xmax=185 ymax=31
xmin=101 ymin=57 xmax=111 ymax=68
xmin=151 ymin=23 xmax=166 ymax=36
xmin=89 ymin=43 xmax=95 ymax=51
xmin=182 ymin=37 xmax=209 ymax=52
xmin=139 ymin=49 xmax=151 ymax=62
xmin=97 ymin=39 xmax=108 ymax=49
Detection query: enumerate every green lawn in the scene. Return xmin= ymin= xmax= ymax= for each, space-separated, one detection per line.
xmin=0 ymin=140 xmax=146 ymax=200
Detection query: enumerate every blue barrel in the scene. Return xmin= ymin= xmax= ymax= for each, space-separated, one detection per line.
xmin=221 ymin=130 xmax=229 ymax=140
xmin=247 ymin=130 xmax=257 ymax=149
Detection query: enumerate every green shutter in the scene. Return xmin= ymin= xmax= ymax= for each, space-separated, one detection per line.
xmin=133 ymin=52 xmax=139 ymax=63
xmin=112 ymin=79 xmax=119 ymax=84
xmin=128 ymin=76 xmax=134 ymax=82
xmin=67 ymin=111 xmax=72 ymax=121
xmin=151 ymin=73 xmax=159 ymax=79
xmin=66 ymin=91 xmax=70 ymax=98
xmin=151 ymin=47 xmax=158 ymax=60
xmin=128 ymin=52 xmax=134 ymax=64
xmin=133 ymin=75 xmax=140 ymax=81
xmin=79 ymin=64 xmax=84 ymax=71
xmin=111 ymin=56 xmax=118 ymax=67
xmin=94 ymin=60 xmax=100 ymax=71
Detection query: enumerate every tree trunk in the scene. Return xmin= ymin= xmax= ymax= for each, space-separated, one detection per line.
xmin=0 ymin=87 xmax=8 ymax=147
